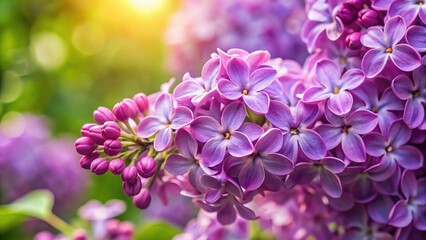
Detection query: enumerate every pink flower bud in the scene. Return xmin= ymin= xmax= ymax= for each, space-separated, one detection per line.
xmin=118 ymin=221 xmax=134 ymax=237
xmin=101 ymin=121 xmax=121 ymax=139
xmin=73 ymin=229 xmax=88 ymax=240
xmin=338 ymin=6 xmax=356 ymax=24
xmin=75 ymin=137 xmax=97 ymax=155
xmin=79 ymin=152 xmax=99 ymax=169
xmin=121 ymin=166 xmax=138 ymax=183
xmin=136 ymin=156 xmax=156 ymax=178
xmin=133 ymin=188 xmax=151 ymax=209
xmin=106 ymin=219 xmax=120 ymax=237
xmin=104 ymin=139 xmax=122 ymax=156
xmin=81 ymin=123 xmax=96 ymax=137
xmin=122 ymin=178 xmax=142 ymax=196
xmin=345 ymin=32 xmax=362 ymax=50
xmin=90 ymin=158 xmax=109 ymax=175
xmin=133 ymin=93 xmax=149 ymax=113
xmin=113 ymin=99 xmax=138 ymax=121
xmin=93 ymin=106 xmax=114 ymax=124
xmin=109 ymin=158 xmax=126 ymax=175
xmin=358 ymin=9 xmax=379 ymax=28
xmin=89 ymin=125 xmax=106 ymax=145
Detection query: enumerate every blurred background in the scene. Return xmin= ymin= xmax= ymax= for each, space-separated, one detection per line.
xmin=0 ymin=0 xmax=182 ymax=238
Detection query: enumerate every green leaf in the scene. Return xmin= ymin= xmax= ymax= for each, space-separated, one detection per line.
xmin=135 ymin=221 xmax=182 ymax=240
xmin=0 ymin=190 xmax=54 ymax=220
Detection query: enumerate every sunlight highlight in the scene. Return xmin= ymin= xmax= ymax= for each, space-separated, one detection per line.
xmin=129 ymin=0 xmax=166 ymax=14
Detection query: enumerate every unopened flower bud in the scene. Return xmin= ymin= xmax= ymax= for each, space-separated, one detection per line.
xmin=346 ymin=32 xmax=362 ymax=50
xmin=73 ymin=229 xmax=88 ymax=240
xmin=90 ymin=158 xmax=109 ymax=175
xmin=118 ymin=221 xmax=134 ymax=236
xmin=34 ymin=232 xmax=55 ymax=240
xmin=133 ymin=93 xmax=149 ymax=113
xmin=81 ymin=123 xmax=96 ymax=137
xmin=101 ymin=121 xmax=121 ymax=139
xmin=89 ymin=125 xmax=106 ymax=145
xmin=106 ymin=219 xmax=120 ymax=238
xmin=122 ymin=178 xmax=142 ymax=196
xmin=133 ymin=188 xmax=151 ymax=209
xmin=338 ymin=6 xmax=356 ymax=24
xmin=75 ymin=137 xmax=97 ymax=155
xmin=136 ymin=156 xmax=156 ymax=178
xmin=358 ymin=9 xmax=380 ymax=28
xmin=109 ymin=158 xmax=126 ymax=175
xmin=113 ymin=99 xmax=138 ymax=121
xmin=79 ymin=152 xmax=99 ymax=169
xmin=93 ymin=106 xmax=114 ymax=124
xmin=344 ymin=0 xmax=363 ymax=10
xmin=121 ymin=166 xmax=138 ymax=182
xmin=104 ymin=139 xmax=122 ymax=156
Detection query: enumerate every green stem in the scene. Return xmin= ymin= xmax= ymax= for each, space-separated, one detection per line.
xmin=44 ymin=213 xmax=74 ymax=236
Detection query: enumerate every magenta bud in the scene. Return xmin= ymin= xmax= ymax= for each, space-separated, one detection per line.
xmin=113 ymin=99 xmax=138 ymax=122
xmin=136 ymin=156 xmax=156 ymax=178
xmin=106 ymin=219 xmax=120 ymax=237
xmin=109 ymin=158 xmax=126 ymax=175
xmin=75 ymin=137 xmax=97 ymax=155
xmin=79 ymin=152 xmax=99 ymax=169
xmin=89 ymin=125 xmax=106 ymax=145
xmin=346 ymin=32 xmax=362 ymax=50
xmin=133 ymin=188 xmax=151 ymax=209
xmin=81 ymin=123 xmax=96 ymax=137
xmin=358 ymin=9 xmax=379 ymax=27
xmin=34 ymin=232 xmax=55 ymax=240
xmin=73 ymin=229 xmax=88 ymax=240
xmin=344 ymin=0 xmax=363 ymax=10
xmin=93 ymin=106 xmax=114 ymax=124
xmin=104 ymin=139 xmax=122 ymax=156
xmin=338 ymin=6 xmax=356 ymax=24
xmin=90 ymin=158 xmax=109 ymax=175
xmin=118 ymin=221 xmax=134 ymax=236
xmin=101 ymin=121 xmax=121 ymax=139
xmin=121 ymin=166 xmax=138 ymax=182
xmin=122 ymin=178 xmax=142 ymax=196
xmin=133 ymin=93 xmax=149 ymax=113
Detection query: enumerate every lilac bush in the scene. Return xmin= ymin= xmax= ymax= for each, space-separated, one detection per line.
xmin=73 ymin=0 xmax=426 ymax=238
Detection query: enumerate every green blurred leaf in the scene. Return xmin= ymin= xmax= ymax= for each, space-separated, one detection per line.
xmin=0 ymin=190 xmax=54 ymax=220
xmin=135 ymin=221 xmax=181 ymax=240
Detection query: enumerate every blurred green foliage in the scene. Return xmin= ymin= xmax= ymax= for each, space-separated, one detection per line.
xmin=0 ymin=0 xmax=186 ymax=239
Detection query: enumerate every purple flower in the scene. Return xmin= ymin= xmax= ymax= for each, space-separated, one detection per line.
xmin=388 ymin=0 xmax=426 ymax=25
xmin=266 ymin=101 xmax=326 ymax=161
xmin=392 ymin=64 xmax=426 ymax=129
xmin=406 ymin=25 xmax=426 ymax=53
xmin=303 ymin=59 xmax=365 ymax=115
xmin=316 ymin=109 xmax=378 ymax=162
xmin=237 ymin=129 xmax=294 ymax=191
xmin=389 ymin=170 xmax=426 ymax=230
xmin=361 ymin=16 xmax=421 ymax=78
xmin=165 ymin=129 xmax=206 ymax=191
xmin=138 ymin=93 xmax=193 ymax=151
xmin=363 ymin=120 xmax=424 ymax=180
xmin=201 ymin=170 xmax=243 ymax=204
xmin=190 ymin=102 xmax=253 ymax=167
xmin=285 ymin=157 xmax=346 ymax=198
xmin=217 ymin=57 xmax=277 ymax=114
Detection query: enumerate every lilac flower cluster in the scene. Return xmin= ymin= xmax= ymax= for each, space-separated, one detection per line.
xmin=75 ymin=0 xmax=426 ymax=238
xmin=0 ymin=114 xmax=87 ymax=215
xmin=165 ymin=0 xmax=307 ymax=76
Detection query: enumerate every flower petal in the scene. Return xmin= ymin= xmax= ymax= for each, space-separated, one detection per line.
xmin=173 ymin=80 xmax=205 ymax=103
xmin=226 ymin=57 xmax=249 ymax=87
xmin=201 ymin=138 xmax=227 ymax=167
xmin=260 ymin=153 xmax=294 ymax=176
xmin=138 ymin=116 xmax=166 ymax=138
xmin=363 ymin=133 xmax=387 ymax=157
xmin=248 ymin=67 xmax=277 ymax=91
xmin=255 ymin=128 xmax=283 ymax=153
xmin=342 ymin=132 xmax=366 ymax=162
xmin=388 ymin=119 xmax=412 ymax=147
xmin=384 ymin=16 xmax=407 ymax=45
xmin=392 ymin=75 xmax=414 ymax=100
xmin=403 ymin=99 xmax=425 ymax=129
xmin=388 ymin=3 xmax=419 ymax=26
xmin=281 ymin=134 xmax=298 ymax=160
xmin=302 ymin=87 xmax=332 ymax=104
xmin=170 ymin=107 xmax=193 ymax=129
xmin=319 ymin=169 xmax=342 ymax=198
xmin=265 ymin=100 xmax=292 ymax=130
xmin=322 ymin=157 xmax=346 ymax=174
xmin=367 ymin=195 xmax=393 ymax=224
xmin=394 ymin=145 xmax=424 ymax=170
xmin=165 ymin=154 xmax=193 ymax=175
xmin=391 ymin=44 xmax=421 ymax=72
xmin=361 ymin=49 xmax=388 ymax=78
xmin=221 ymin=102 xmax=246 ymax=131
xmin=284 ymin=162 xmax=318 ymax=188
xmin=298 ymin=129 xmax=327 ymax=160
xmin=217 ymin=79 xmax=243 ymax=100
xmin=154 ymin=127 xmax=173 ymax=151
xmin=190 ymin=116 xmax=222 ymax=142
xmin=175 ymin=129 xmax=197 ymax=158
xmin=234 ymin=202 xmax=257 ymax=220
xmin=217 ymin=203 xmax=237 ymax=225
xmin=348 ymin=110 xmax=378 ymax=134
xmin=389 ymin=200 xmax=413 ymax=228
xmin=406 ymin=25 xmax=426 ymax=52
xmin=367 ymin=156 xmax=398 ymax=181
xmin=228 ymin=131 xmax=253 ymax=157
xmin=201 ymin=57 xmax=221 ymax=89
xmin=315 ymin=59 xmax=340 ymax=89
xmin=360 ymin=26 xmax=386 ymax=49
xmin=205 ymin=188 xmax=224 ymax=204
xmin=351 ymin=176 xmax=377 ymax=203
xmin=401 ymin=170 xmax=418 ymax=199
xmin=239 ymin=158 xmax=265 ymax=191
xmin=238 ymin=123 xmax=263 ymax=141
xmin=340 ymin=69 xmax=365 ymax=91
xmin=155 ymin=93 xmax=173 ymax=122
xmin=243 ymin=91 xmax=270 ymax=114
xmin=316 ymin=124 xmax=343 ymax=150
xmin=328 ymin=91 xmax=353 ymax=115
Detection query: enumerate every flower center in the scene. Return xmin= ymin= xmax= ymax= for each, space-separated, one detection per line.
xmin=194 ymin=159 xmax=199 ymax=165
xmin=385 ymin=47 xmax=393 ymax=53
xmin=386 ymin=146 xmax=393 ymax=152
xmin=339 ymin=57 xmax=346 ymax=65
xmin=417 ymin=1 xmax=424 ymax=6
xmin=333 ymin=87 xmax=340 ymax=94
xmin=224 ymin=132 xmax=231 ymax=139
xmin=242 ymin=89 xmax=248 ymax=95
xmin=342 ymin=125 xmax=351 ymax=133
xmin=371 ymin=107 xmax=378 ymax=113
xmin=290 ymin=128 xmax=299 ymax=135
xmin=412 ymin=90 xmax=420 ymax=97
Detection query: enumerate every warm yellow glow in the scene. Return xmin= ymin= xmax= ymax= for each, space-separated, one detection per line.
xmin=129 ymin=0 xmax=166 ymax=14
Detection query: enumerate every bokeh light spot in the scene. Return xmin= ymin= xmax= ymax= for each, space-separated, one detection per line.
xmin=30 ymin=31 xmax=68 ymax=70
xmin=0 ymin=71 xmax=23 ymax=103
xmin=0 ymin=111 xmax=24 ymax=138
xmin=72 ymin=22 xmax=106 ymax=56
xmin=130 ymin=0 xmax=166 ymax=14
